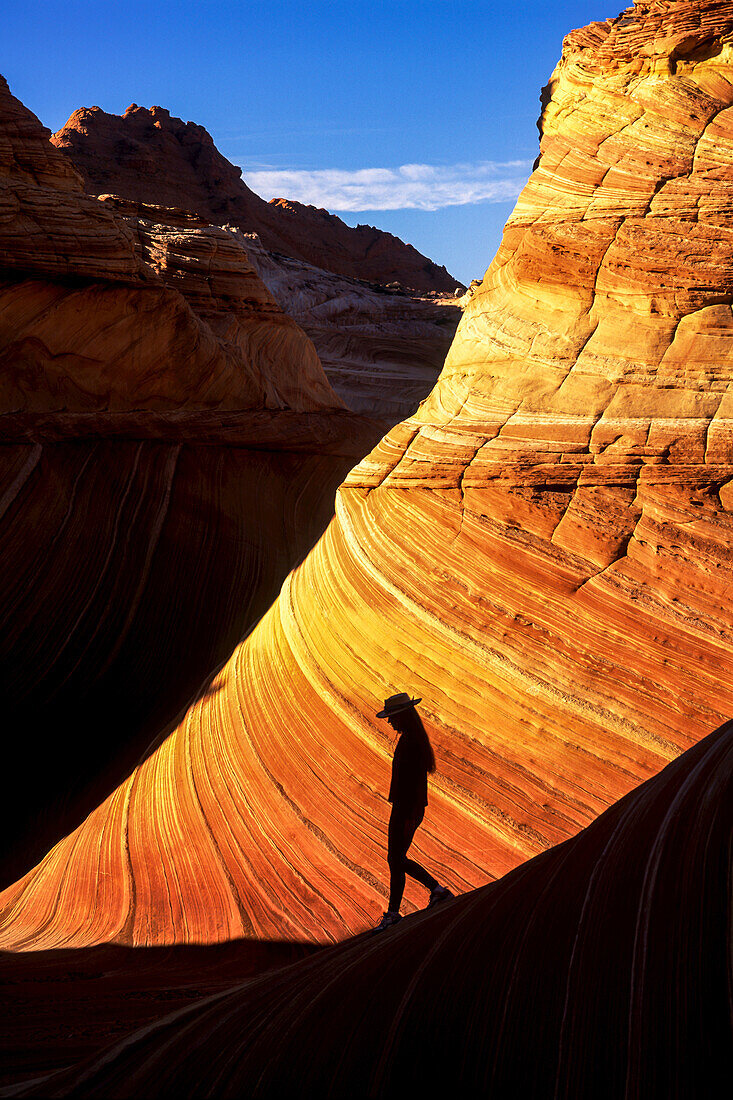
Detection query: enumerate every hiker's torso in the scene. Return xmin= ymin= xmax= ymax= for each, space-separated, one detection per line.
xmin=389 ymin=731 xmax=428 ymax=814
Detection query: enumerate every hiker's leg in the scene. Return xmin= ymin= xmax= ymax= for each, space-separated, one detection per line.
xmin=402 ymin=812 xmax=438 ymax=891
xmin=387 ymin=810 xmax=410 ymax=912
xmin=404 ymin=856 xmax=439 ymax=892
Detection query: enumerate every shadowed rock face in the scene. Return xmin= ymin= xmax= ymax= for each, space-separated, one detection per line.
xmin=0 ymin=75 xmax=338 ymax=415
xmin=0 ymin=444 xmax=359 ymax=888
xmin=0 ymin=940 xmax=321 ymax=1092
xmin=2 ymin=0 xmax=733 ymax=952
xmin=9 ymin=720 xmax=732 ymax=1098
xmin=51 ymin=104 xmax=462 ymax=293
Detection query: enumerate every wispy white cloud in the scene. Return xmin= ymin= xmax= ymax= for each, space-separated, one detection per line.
xmin=246 ymin=160 xmax=531 ymax=212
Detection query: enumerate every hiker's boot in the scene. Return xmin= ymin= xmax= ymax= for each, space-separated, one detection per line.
xmin=373 ymin=910 xmax=402 ymax=933
xmin=427 ymin=885 xmax=453 ymax=909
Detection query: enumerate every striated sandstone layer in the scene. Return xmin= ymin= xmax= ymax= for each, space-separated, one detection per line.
xmin=0 ymin=442 xmax=362 ymax=888
xmin=97 ymin=196 xmax=336 ymax=413
xmin=0 ymin=75 xmax=338 ymax=415
xmin=51 ymin=104 xmax=461 ymax=293
xmin=3 ymin=0 xmax=733 ymax=950
xmin=8 ymin=720 xmax=732 ymax=1098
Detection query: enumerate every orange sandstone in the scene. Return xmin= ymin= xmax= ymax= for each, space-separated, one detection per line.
xmin=3 ymin=1 xmax=733 ymax=950
xmin=12 ymin=720 xmax=730 ymax=1097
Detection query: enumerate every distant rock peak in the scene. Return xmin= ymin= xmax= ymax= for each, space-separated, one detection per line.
xmin=0 ymin=74 xmax=339 ymax=416
xmin=51 ymin=102 xmax=462 ymax=292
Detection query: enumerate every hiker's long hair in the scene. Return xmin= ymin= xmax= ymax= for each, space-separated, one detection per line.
xmin=392 ymin=707 xmax=436 ymax=773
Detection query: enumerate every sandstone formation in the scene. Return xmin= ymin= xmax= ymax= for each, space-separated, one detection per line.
xmin=0 ymin=444 xmax=362 ymax=888
xmin=97 ymin=196 xmax=337 ymax=413
xmin=0 ymin=938 xmax=319 ymax=1089
xmin=7 ymin=719 xmax=731 ymax=1098
xmin=3 ymin=0 xmax=733 ymax=953
xmin=47 ymin=102 xmax=462 ymax=420
xmin=0 ymin=75 xmax=338 ymax=415
xmin=0 ymin=77 xmax=381 ymax=888
xmin=238 ymin=230 xmax=460 ymax=416
xmin=51 ymin=103 xmax=461 ymax=293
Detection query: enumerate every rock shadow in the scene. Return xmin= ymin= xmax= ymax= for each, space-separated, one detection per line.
xmin=0 ymin=441 xmax=356 ymax=887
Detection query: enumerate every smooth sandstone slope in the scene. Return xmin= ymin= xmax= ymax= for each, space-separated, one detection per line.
xmin=3 ymin=0 xmax=733 ymax=949
xmin=51 ymin=103 xmax=461 ymax=293
xmin=13 ymin=719 xmax=730 ymax=1099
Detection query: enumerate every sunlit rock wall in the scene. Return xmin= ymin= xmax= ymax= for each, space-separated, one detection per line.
xmin=3 ymin=1 xmax=733 ymax=949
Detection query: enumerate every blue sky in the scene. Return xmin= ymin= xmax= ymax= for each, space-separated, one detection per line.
xmin=5 ymin=1 xmax=616 ymax=284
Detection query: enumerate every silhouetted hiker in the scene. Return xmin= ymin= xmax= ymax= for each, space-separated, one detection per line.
xmin=374 ymin=692 xmax=453 ymax=932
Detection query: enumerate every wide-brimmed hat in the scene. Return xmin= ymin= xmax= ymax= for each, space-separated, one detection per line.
xmin=377 ymin=692 xmax=422 ymax=718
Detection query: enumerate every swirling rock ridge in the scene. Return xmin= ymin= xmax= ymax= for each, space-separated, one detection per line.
xmin=2 ymin=0 xmax=733 ymax=950
xmin=10 ymin=719 xmax=731 ymax=1098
